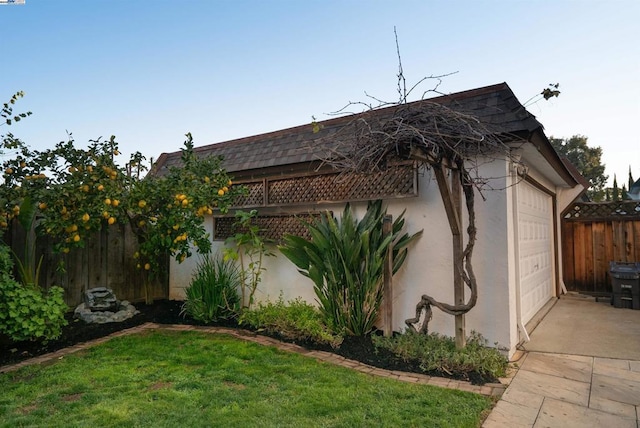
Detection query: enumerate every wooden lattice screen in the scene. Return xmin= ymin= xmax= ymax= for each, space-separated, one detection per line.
xmin=562 ymin=201 xmax=640 ymax=295
xmin=564 ymin=201 xmax=640 ymax=221
xmin=214 ymin=213 xmax=328 ymax=242
xmin=231 ymin=163 xmax=416 ymax=209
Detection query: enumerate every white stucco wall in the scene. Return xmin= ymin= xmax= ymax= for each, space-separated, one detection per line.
xmin=169 ymin=157 xmax=527 ymax=355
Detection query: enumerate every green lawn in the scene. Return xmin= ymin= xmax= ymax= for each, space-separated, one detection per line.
xmin=0 ymin=330 xmax=492 ymax=427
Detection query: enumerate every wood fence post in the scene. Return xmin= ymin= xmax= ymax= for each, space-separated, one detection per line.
xmin=452 ymin=169 xmax=466 ymax=348
xmin=383 ymin=214 xmax=393 ymax=337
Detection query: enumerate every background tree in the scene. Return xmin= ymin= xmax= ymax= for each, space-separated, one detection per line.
xmin=549 ymin=135 xmax=608 ymax=201
xmin=612 ymin=174 xmax=620 ymax=201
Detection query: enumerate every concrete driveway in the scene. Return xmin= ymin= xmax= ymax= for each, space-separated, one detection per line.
xmin=483 ymin=294 xmax=640 ymax=427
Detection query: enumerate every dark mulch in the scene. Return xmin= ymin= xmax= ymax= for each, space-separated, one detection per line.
xmin=0 ymin=299 xmax=491 ymax=385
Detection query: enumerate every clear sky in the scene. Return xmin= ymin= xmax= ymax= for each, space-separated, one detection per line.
xmin=2 ymin=0 xmax=638 ymax=186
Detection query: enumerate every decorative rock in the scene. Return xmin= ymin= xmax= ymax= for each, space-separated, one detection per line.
xmin=84 ymin=287 xmax=119 ymax=312
xmin=75 ymin=292 xmax=140 ymax=324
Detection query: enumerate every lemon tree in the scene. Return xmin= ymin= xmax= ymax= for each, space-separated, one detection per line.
xmin=125 ymin=134 xmax=241 ymax=303
xmin=2 ymin=100 xmax=241 ymax=303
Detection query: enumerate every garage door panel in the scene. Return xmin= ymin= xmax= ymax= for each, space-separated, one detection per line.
xmin=518 ymin=182 xmax=554 ymax=324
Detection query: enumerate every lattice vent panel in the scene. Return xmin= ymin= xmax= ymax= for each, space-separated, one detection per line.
xmin=268 ymin=165 xmax=415 ymax=206
xmin=232 ymin=181 xmax=264 ymax=207
xmin=214 ymin=213 xmax=328 ymax=242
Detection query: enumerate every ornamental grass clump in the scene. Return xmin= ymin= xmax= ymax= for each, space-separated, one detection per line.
xmin=279 ymin=200 xmax=421 ymax=336
xmin=181 ymin=254 xmax=241 ymax=322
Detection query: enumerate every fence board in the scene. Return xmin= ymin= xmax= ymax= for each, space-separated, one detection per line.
xmin=562 ymin=201 xmax=640 ymax=295
xmin=86 ymin=230 xmax=101 ymax=288
xmin=635 ymin=222 xmax=640 ymax=261
xmin=625 ymin=221 xmax=635 ymax=261
xmin=591 ymin=222 xmax=607 ymax=294
xmin=572 ymin=222 xmax=587 ymax=290
xmin=3 ymin=221 xmax=168 ymax=309
xmin=561 ymin=221 xmax=575 ymax=288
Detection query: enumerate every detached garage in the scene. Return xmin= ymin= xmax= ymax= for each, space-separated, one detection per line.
xmin=156 ymin=83 xmax=586 ymax=357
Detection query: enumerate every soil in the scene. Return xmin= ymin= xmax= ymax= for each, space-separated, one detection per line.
xmin=0 ymin=299 xmax=491 ymax=385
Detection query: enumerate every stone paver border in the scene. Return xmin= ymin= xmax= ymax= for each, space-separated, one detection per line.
xmin=0 ymin=322 xmax=507 ymax=397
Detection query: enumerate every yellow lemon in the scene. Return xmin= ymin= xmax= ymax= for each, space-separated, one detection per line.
xmin=111 ymin=199 xmax=120 ymax=207
xmin=217 ymin=189 xmax=224 ymax=196
xmin=97 ymin=184 xmax=104 ymax=191
xmin=104 ymin=198 xmax=111 ymax=205
xmin=73 ymin=234 xmax=81 ymax=242
xmin=144 ymin=263 xmax=150 ymax=271
xmin=108 ymin=217 xmax=116 ymax=225
xmin=138 ymin=200 xmax=146 ymax=208
xmin=82 ymin=213 xmax=90 ymax=222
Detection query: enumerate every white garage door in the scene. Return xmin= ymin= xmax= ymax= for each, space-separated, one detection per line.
xmin=518 ymin=181 xmax=554 ymax=324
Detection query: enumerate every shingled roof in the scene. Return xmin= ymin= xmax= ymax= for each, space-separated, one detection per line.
xmin=154 ymin=82 xmax=571 ymax=182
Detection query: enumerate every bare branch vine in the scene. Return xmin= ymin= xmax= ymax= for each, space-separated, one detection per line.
xmin=311 ymin=46 xmax=528 ymax=334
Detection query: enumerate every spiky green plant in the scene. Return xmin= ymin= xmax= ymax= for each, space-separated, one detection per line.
xmin=180 ymin=254 xmax=241 ymax=322
xmin=279 ymin=200 xmax=422 ymax=335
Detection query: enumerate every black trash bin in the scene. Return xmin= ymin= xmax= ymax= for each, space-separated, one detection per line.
xmin=609 ymin=261 xmax=640 ymax=309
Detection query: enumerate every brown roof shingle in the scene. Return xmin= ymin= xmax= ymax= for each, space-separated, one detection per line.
xmin=154 ymin=83 xmax=553 ymax=177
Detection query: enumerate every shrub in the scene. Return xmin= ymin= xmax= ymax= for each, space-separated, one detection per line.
xmin=239 ymin=297 xmax=342 ymax=347
xmin=181 ymin=254 xmax=241 ymax=323
xmin=372 ymin=330 xmax=508 ymax=379
xmin=279 ymin=200 xmax=421 ymax=336
xmin=0 ymin=244 xmax=13 ymax=278
xmin=0 ymin=243 xmax=68 ymax=342
xmin=0 ymin=279 xmax=68 ymax=342
xmin=223 ymin=209 xmax=274 ymax=310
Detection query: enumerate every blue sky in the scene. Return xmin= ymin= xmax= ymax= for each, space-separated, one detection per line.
xmin=2 ymin=0 xmax=638 ymax=185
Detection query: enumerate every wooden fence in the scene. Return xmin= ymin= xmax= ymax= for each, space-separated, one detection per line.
xmin=562 ymin=201 xmax=640 ymax=295
xmin=4 ymin=222 xmax=168 ymax=308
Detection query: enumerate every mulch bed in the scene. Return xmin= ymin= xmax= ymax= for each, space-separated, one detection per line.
xmin=0 ymin=299 xmax=492 ymax=384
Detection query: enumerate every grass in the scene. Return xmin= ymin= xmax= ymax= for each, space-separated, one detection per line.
xmin=0 ymin=330 xmax=492 ymax=427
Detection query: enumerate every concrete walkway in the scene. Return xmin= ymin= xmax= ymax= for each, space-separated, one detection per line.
xmin=484 ymin=295 xmax=640 ymax=427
